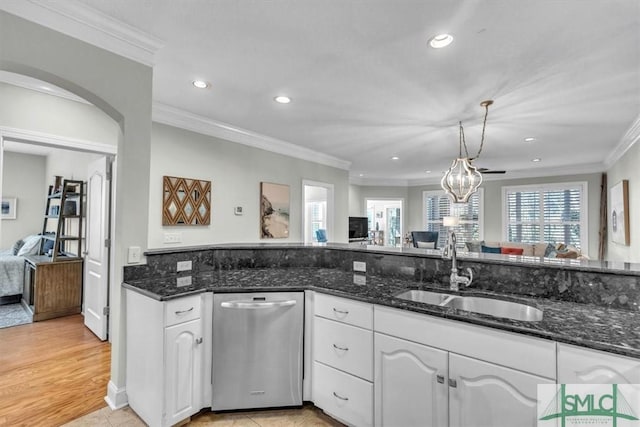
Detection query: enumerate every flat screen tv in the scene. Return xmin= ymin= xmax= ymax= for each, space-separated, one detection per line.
xmin=348 ymin=216 xmax=369 ymax=241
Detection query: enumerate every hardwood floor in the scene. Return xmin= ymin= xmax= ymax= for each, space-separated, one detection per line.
xmin=0 ymin=314 xmax=111 ymax=427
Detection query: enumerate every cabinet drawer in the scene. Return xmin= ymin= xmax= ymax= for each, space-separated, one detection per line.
xmin=315 ymin=293 xmax=372 ymax=330
xmin=313 ymin=361 xmax=373 ymax=427
xmin=314 ymin=316 xmax=373 ymax=381
xmin=165 ymin=295 xmax=201 ymax=326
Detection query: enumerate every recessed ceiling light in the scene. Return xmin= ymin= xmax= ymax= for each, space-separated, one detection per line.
xmin=359 ymin=174 xmax=364 ymax=177
xmin=192 ymin=80 xmax=209 ymax=89
xmin=425 ymin=170 xmax=432 ymax=174
xmin=524 ymin=137 xmax=536 ymax=142
xmin=274 ymin=96 xmax=291 ymax=104
xmin=429 ymin=33 xmax=454 ymax=49
xmin=532 ymin=158 xmax=542 ymax=162
xmin=391 ymin=156 xmax=399 ymax=160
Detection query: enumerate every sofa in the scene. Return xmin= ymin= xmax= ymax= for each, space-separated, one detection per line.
xmin=465 ymin=240 xmax=586 ymax=259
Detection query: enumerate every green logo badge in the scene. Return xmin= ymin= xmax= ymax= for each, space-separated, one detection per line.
xmin=538 ymin=384 xmax=639 ymax=427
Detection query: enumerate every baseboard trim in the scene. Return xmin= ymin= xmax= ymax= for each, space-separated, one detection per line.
xmin=104 ymin=380 xmax=128 ymax=409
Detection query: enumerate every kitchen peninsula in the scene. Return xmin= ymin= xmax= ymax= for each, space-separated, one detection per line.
xmin=123 ymin=244 xmax=640 ymax=427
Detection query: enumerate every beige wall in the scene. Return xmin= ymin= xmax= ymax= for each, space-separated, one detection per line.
xmin=606 ymin=140 xmax=640 ymax=262
xmin=1 ymin=151 xmax=45 ymax=248
xmin=0 ymin=82 xmax=119 ymax=144
xmin=149 ymin=123 xmax=350 ymax=247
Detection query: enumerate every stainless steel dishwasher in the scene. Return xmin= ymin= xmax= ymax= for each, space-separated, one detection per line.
xmin=212 ymin=292 xmax=304 ymax=411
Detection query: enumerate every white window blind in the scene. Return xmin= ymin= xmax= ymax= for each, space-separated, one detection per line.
xmin=423 ymin=190 xmax=483 ymax=249
xmin=503 ymin=183 xmax=586 ymax=250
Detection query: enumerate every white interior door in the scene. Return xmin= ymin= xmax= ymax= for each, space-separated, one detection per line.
xmin=84 ymin=156 xmax=111 ymax=340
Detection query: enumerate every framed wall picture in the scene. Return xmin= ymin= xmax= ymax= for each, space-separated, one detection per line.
xmin=1 ymin=198 xmax=16 ymax=220
xmin=162 ymin=176 xmax=211 ymax=225
xmin=260 ymin=182 xmax=290 ymax=239
xmin=610 ymin=180 xmax=630 ymax=245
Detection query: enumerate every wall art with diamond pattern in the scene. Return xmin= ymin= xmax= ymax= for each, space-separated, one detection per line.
xmin=162 ymin=176 xmax=211 ymax=226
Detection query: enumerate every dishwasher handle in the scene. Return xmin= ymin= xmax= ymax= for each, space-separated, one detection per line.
xmin=220 ymin=299 xmax=297 ymax=309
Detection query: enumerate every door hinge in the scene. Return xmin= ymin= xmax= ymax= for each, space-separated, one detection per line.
xmin=103 ymin=306 xmax=110 ymax=316
xmin=104 ymin=238 xmax=111 ymax=248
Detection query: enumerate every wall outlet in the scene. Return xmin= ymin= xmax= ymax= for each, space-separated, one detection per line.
xmin=353 ymin=274 xmax=367 ymax=285
xmin=127 ymin=246 xmax=141 ymax=264
xmin=353 ymin=261 xmax=366 ymax=272
xmin=163 ymin=232 xmax=182 ymax=244
xmin=176 ymin=276 xmax=192 ymax=287
xmin=177 ymin=260 xmax=192 ymax=272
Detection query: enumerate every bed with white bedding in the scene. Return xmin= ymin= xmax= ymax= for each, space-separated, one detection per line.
xmin=0 ymin=235 xmax=42 ymax=299
xmin=0 ymin=249 xmax=25 ymax=297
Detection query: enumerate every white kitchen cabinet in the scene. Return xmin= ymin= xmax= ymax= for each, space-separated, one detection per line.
xmin=557 ymin=343 xmax=640 ymax=385
xmin=313 ymin=293 xmax=373 ymax=426
xmin=373 ymin=305 xmax=556 ymax=427
xmin=374 ymin=333 xmax=448 ymax=427
xmin=164 ymin=319 xmax=203 ymax=426
xmin=449 ymin=353 xmax=553 ymax=427
xmin=126 ymin=290 xmax=209 ymax=427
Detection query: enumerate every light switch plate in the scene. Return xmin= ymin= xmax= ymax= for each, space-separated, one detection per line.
xmin=177 ymin=260 xmax=192 ymax=272
xmin=353 ymin=261 xmax=366 ymax=272
xmin=163 ymin=232 xmax=182 ymax=244
xmin=127 ymin=246 xmax=141 ymax=264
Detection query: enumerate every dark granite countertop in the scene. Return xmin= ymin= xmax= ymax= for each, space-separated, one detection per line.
xmin=123 ymin=267 xmax=640 ymax=359
xmin=143 ymin=243 xmax=640 ymax=276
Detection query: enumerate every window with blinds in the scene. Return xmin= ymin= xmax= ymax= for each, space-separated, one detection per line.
xmin=503 ymin=183 xmax=586 ymax=250
xmin=423 ymin=190 xmax=483 ymax=249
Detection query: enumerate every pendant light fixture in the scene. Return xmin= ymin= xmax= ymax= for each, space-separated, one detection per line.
xmin=441 ymin=100 xmax=494 ymax=203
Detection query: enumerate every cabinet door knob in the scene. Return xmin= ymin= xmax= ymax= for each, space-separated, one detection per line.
xmin=448 ymin=378 xmax=457 ymax=388
xmin=333 ymin=392 xmax=349 ymax=401
xmin=437 ymin=375 xmax=445 ymax=384
xmin=195 ymin=337 xmax=203 ymax=345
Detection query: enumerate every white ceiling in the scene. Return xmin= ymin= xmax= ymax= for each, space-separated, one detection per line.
xmin=5 ymin=1 xmax=640 ymax=185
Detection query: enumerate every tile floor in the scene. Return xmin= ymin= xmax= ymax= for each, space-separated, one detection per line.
xmin=62 ymin=404 xmax=345 ymax=427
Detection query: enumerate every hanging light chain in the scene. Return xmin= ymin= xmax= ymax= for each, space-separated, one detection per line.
xmin=469 ymin=100 xmax=493 ymax=161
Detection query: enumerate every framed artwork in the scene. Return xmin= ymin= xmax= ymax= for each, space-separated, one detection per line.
xmin=610 ymin=180 xmax=630 ymax=245
xmin=1 ymin=198 xmax=16 ymax=220
xmin=260 ymin=182 xmax=290 ymax=238
xmin=162 ymin=176 xmax=211 ymax=225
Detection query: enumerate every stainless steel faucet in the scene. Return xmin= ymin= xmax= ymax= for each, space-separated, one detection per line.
xmin=442 ymin=231 xmax=473 ymax=291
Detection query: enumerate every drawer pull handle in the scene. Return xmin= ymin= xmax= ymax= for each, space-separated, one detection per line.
xmin=333 ymin=344 xmax=349 ymax=351
xmin=195 ymin=337 xmax=203 ymax=345
xmin=333 ymin=392 xmax=349 ymax=401
xmin=333 ymin=308 xmax=349 ymax=315
xmin=448 ymin=378 xmax=457 ymax=388
xmin=437 ymin=375 xmax=445 ymax=384
xmin=175 ymin=307 xmax=194 ymax=315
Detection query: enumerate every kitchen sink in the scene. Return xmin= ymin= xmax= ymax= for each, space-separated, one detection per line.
xmin=394 ymin=290 xmax=543 ymax=322
xmin=394 ymin=290 xmax=455 ymax=306
xmin=445 ymin=296 xmax=543 ymax=322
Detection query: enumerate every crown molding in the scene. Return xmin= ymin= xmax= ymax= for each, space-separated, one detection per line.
xmin=0 ymin=125 xmax=116 ymax=155
xmin=604 ymin=114 xmax=640 ymax=169
xmin=348 ymin=176 xmax=411 ymax=187
xmin=0 ymin=0 xmax=163 ymax=67
xmin=152 ymin=102 xmax=351 ymax=171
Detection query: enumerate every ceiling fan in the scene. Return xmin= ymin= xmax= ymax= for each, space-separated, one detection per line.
xmin=477 ymin=166 xmax=506 ymax=174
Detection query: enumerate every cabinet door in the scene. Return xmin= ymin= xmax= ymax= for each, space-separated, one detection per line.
xmin=449 ymin=353 xmax=553 ymax=427
xmin=374 ymin=333 xmax=448 ymax=427
xmin=557 ymin=343 xmax=640 ymax=385
xmin=164 ymin=319 xmax=203 ymax=427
